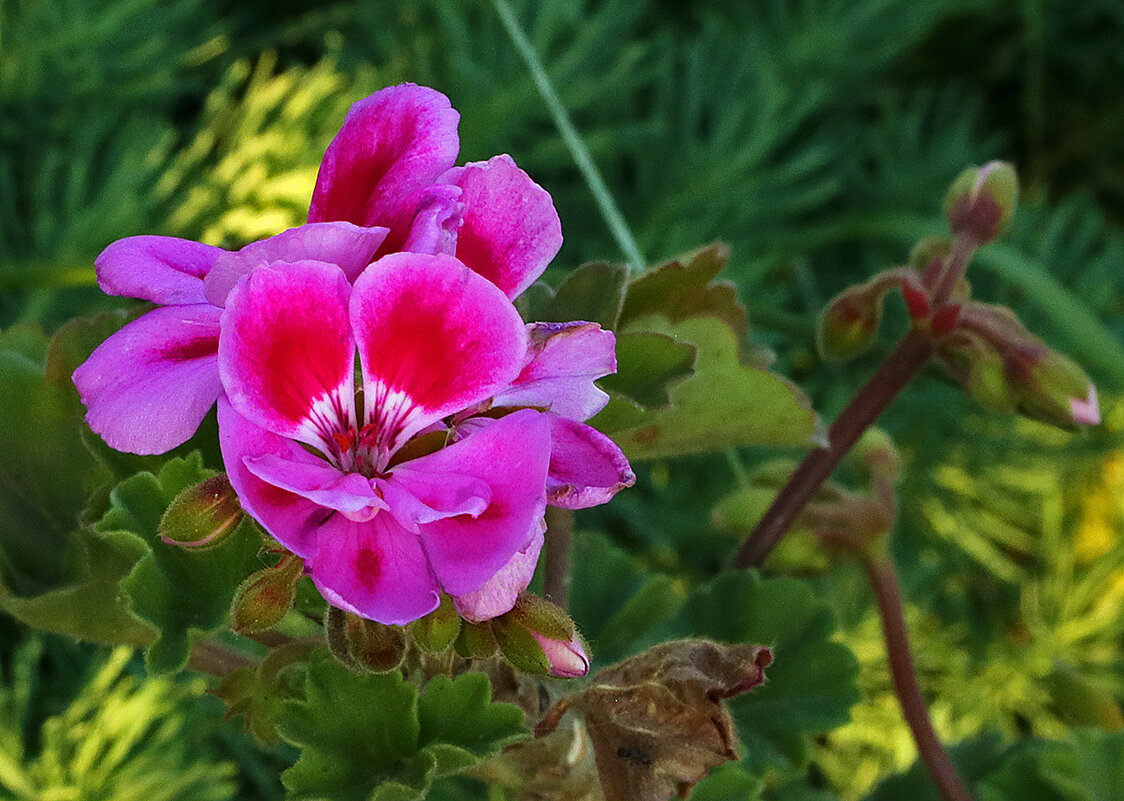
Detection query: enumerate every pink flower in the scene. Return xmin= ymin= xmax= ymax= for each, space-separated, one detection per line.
xmin=218 ymin=253 xmax=553 ymax=624
xmin=72 ymin=82 xmax=635 ymax=623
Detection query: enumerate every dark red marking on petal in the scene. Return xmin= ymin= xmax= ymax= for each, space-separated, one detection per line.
xmin=355 ymin=546 xmax=381 ymax=589
xmin=161 ymin=335 xmax=219 ymax=363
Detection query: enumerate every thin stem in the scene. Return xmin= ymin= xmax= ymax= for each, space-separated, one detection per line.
xmin=490 ymin=0 xmax=647 ymax=273
xmin=543 ymin=506 xmax=574 ymax=608
xmin=733 ymin=329 xmax=934 ymax=568
xmin=188 ymin=640 xmax=257 ymax=677
xmin=863 ymin=556 xmax=975 ymax=801
xmin=930 ymin=234 xmax=977 ymax=308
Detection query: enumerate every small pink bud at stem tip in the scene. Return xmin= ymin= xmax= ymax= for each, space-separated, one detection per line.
xmin=532 ymin=631 xmax=590 ymax=677
xmin=1070 ymin=383 xmax=1101 ymax=426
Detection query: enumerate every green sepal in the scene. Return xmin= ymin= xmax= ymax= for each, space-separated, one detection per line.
xmin=492 ymin=617 xmax=552 ymax=676
xmin=454 ymin=620 xmax=499 ymax=659
xmin=410 ymin=594 xmax=461 ymax=653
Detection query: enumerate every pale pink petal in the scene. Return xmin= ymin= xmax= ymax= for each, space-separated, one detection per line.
xmin=217 ymin=397 xmax=328 ymax=559
xmin=376 ymin=471 xmax=490 ymax=533
xmin=73 ymin=304 xmax=222 ymax=454
xmin=443 ymin=155 xmax=562 ymax=298
xmin=408 ymin=409 xmax=551 ymax=596
xmin=533 ymin=632 xmax=589 ymax=678
xmin=96 ymin=236 xmax=223 ymax=305
xmin=491 ymin=322 xmax=616 ymax=421
xmin=546 ymin=415 xmax=635 ymax=509
xmin=1070 ymin=383 xmax=1101 ymax=425
xmin=308 ymin=514 xmax=441 ymax=625
xmin=203 ymin=222 xmax=389 ymax=306
xmin=308 ymin=84 xmax=460 ymax=254
xmin=244 ymin=454 xmax=387 ymax=520
xmin=401 ymin=184 xmax=463 ymax=256
xmin=350 ymin=252 xmax=527 ymax=452
xmin=453 ymin=523 xmax=544 ymax=623
xmin=219 ymin=261 xmax=355 ymax=448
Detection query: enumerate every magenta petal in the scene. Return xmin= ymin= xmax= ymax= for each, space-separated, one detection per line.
xmin=217 ymin=397 xmax=329 ymax=559
xmin=546 ymin=415 xmax=635 ymax=509
xmin=244 ymin=454 xmax=387 ymax=520
xmin=73 ymin=304 xmax=222 ymax=454
xmin=96 ymin=236 xmax=223 ymax=305
xmin=308 ymin=84 xmax=460 ymax=253
xmin=351 ymin=252 xmax=527 ymax=450
xmin=220 ymin=261 xmax=355 ymax=444
xmin=453 ymin=523 xmax=544 ymax=623
xmin=308 ymin=514 xmax=441 ymax=625
xmin=444 ymin=155 xmax=562 ymax=298
xmin=492 ymin=322 xmax=616 ymax=421
xmin=408 ymin=409 xmax=550 ymax=596
xmin=377 ymin=471 xmax=490 ymax=533
xmin=402 ymin=184 xmax=463 ymax=256
xmin=203 ymin=222 xmax=389 ymax=306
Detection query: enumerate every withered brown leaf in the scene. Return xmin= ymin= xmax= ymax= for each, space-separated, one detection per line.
xmin=535 ymin=638 xmax=772 ymax=801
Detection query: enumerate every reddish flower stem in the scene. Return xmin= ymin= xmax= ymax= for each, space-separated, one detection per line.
xmin=733 ymin=329 xmax=934 ymax=568
xmin=863 ymin=556 xmax=975 ymax=801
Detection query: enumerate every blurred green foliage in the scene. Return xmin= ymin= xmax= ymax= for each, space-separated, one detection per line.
xmin=2 ymin=0 xmax=1124 ymax=799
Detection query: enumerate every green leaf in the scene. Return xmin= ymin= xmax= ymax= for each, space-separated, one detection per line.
xmin=569 ymin=531 xmax=683 ymax=664
xmin=619 ymin=244 xmax=747 ymax=340
xmin=977 ymin=730 xmax=1124 ymax=801
xmin=417 ymin=673 xmax=529 ymax=774
xmin=524 ymin=261 xmax=629 ymax=328
xmin=689 ymin=763 xmax=764 ymax=801
xmin=277 ymin=651 xmax=527 ymax=801
xmin=680 ymin=571 xmax=861 ymax=775
xmin=592 ymin=316 xmax=818 ymax=460
xmin=98 ymin=455 xmax=265 ymax=672
xmin=0 ymin=331 xmax=110 ymax=595
xmin=598 ymin=331 xmax=696 ymax=408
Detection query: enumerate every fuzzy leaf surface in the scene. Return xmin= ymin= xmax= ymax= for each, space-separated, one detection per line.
xmin=278 ymin=651 xmax=528 ymax=801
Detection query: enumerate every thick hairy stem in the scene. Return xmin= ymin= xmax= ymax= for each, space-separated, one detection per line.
xmin=543 ymin=506 xmax=574 ymax=608
xmin=863 ymin=556 xmax=975 ymax=801
xmin=734 ymin=329 xmax=934 ymax=568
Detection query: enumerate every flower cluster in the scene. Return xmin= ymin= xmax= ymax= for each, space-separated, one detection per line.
xmin=73 ymin=84 xmax=634 ymax=628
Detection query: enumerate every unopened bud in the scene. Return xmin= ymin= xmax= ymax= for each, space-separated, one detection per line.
xmin=944 ymin=161 xmax=1018 ymax=243
xmin=1020 ymin=351 xmax=1101 ymax=428
xmin=817 ymin=286 xmax=885 ymax=362
xmin=344 ymin=615 xmax=407 ymax=672
xmin=410 ymin=594 xmax=461 ymax=653
xmin=325 ymin=605 xmax=407 ymax=672
xmin=230 ymin=554 xmax=303 ymax=634
xmin=159 ymin=474 xmax=243 ymax=548
xmin=494 ymin=593 xmax=589 ymax=678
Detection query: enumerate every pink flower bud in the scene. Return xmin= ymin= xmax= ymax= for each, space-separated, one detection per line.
xmin=944 ymin=161 xmax=1018 ymax=243
xmin=530 ymin=631 xmax=590 ymax=678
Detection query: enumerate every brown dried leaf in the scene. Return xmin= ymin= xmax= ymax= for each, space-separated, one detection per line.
xmin=536 ymin=639 xmax=772 ymax=801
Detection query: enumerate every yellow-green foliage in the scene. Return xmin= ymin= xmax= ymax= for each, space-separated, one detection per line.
xmin=0 ymin=640 xmax=237 ymax=801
